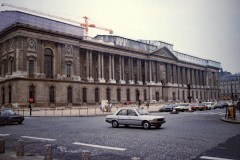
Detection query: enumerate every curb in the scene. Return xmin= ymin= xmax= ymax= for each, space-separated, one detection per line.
xmin=220 ymin=117 xmax=240 ymax=124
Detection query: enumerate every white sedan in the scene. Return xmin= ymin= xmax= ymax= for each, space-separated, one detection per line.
xmin=106 ymin=108 xmax=166 ymax=129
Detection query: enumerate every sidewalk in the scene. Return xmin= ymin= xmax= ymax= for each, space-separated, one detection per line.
xmin=221 ymin=114 xmax=240 ymax=124
xmin=11 ymin=104 xmax=164 ymax=117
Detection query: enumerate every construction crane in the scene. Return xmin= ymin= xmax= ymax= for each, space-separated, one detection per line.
xmin=1 ymin=3 xmax=113 ymax=36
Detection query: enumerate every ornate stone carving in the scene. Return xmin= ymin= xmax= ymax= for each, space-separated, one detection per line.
xmin=27 ymin=39 xmax=36 ymax=51
xmin=9 ymin=39 xmax=15 ymax=51
xmin=152 ymin=48 xmax=176 ymax=59
xmin=65 ymin=45 xmax=73 ymax=55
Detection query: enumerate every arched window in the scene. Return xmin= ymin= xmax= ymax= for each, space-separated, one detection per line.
xmin=83 ymin=87 xmax=87 ymax=103
xmin=117 ymin=88 xmax=121 ymax=102
xmin=49 ymin=86 xmax=55 ymax=103
xmin=67 ymin=86 xmax=72 ymax=103
xmin=106 ymin=88 xmax=111 ymax=101
xmin=127 ymin=89 xmax=130 ymax=101
xmin=95 ymin=88 xmax=99 ymax=102
xmin=44 ymin=48 xmax=53 ymax=78
xmin=29 ymin=84 xmax=35 ymax=103
xmin=8 ymin=85 xmax=11 ymax=103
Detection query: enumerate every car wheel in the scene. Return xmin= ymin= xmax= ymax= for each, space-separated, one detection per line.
xmin=18 ymin=121 xmax=23 ymax=125
xmin=143 ymin=121 xmax=150 ymax=129
xmin=112 ymin=120 xmax=119 ymax=128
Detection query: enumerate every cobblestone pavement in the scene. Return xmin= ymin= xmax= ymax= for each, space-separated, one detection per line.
xmin=1 ymin=109 xmax=240 ymax=160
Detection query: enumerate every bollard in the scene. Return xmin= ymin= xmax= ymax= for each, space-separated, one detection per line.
xmin=44 ymin=144 xmax=53 ymax=160
xmin=16 ymin=139 xmax=24 ymax=157
xmin=82 ymin=150 xmax=90 ymax=160
xmin=0 ymin=139 xmax=5 ymax=153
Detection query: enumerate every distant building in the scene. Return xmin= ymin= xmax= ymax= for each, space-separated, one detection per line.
xmin=0 ymin=11 xmax=221 ymax=108
xmin=220 ymin=73 xmax=240 ymax=101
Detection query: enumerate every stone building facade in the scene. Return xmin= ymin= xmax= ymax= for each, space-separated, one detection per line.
xmin=220 ymin=73 xmax=240 ymax=101
xmin=0 ymin=11 xmax=221 ymax=107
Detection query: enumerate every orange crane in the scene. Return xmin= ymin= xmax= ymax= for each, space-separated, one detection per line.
xmin=1 ymin=3 xmax=113 ymax=36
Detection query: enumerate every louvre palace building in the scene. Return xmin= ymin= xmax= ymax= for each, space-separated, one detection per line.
xmin=0 ymin=11 xmax=221 ymax=107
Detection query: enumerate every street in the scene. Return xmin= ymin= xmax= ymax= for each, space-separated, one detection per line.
xmin=1 ymin=109 xmax=240 ymax=160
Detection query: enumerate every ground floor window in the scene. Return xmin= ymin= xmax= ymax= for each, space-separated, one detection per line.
xmin=2 ymin=87 xmax=5 ymax=105
xmin=83 ymin=87 xmax=87 ymax=103
xmin=49 ymin=86 xmax=55 ymax=103
xmin=95 ymin=88 xmax=99 ymax=102
xmin=117 ymin=88 xmax=121 ymax=102
xmin=156 ymin=92 xmax=159 ymax=101
xmin=106 ymin=88 xmax=111 ymax=101
xmin=127 ymin=89 xmax=130 ymax=101
xmin=144 ymin=90 xmax=147 ymax=101
xmin=29 ymin=84 xmax=35 ymax=102
xmin=8 ymin=85 xmax=11 ymax=103
xmin=67 ymin=86 xmax=72 ymax=103
xmin=136 ymin=89 xmax=140 ymax=101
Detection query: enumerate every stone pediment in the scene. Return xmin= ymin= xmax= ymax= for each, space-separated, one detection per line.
xmin=151 ymin=47 xmax=178 ymax=60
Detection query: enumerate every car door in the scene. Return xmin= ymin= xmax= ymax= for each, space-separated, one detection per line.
xmin=127 ymin=109 xmax=139 ymax=125
xmin=116 ymin=109 xmax=128 ymax=125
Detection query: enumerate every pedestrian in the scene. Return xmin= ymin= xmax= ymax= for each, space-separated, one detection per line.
xmin=146 ymin=101 xmax=149 ymax=109
xmin=99 ymin=101 xmax=102 ymax=110
xmin=109 ymin=101 xmax=112 ymax=112
xmin=237 ymin=98 xmax=240 ymax=113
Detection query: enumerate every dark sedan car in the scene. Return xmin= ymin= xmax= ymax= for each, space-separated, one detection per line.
xmin=0 ymin=109 xmax=24 ymax=126
xmin=159 ymin=104 xmax=177 ymax=112
xmin=213 ymin=102 xmax=229 ymax=109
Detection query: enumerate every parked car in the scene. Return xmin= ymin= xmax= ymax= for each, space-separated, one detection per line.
xmin=106 ymin=108 xmax=166 ymax=129
xmin=159 ymin=104 xmax=177 ymax=112
xmin=191 ymin=103 xmax=208 ymax=111
xmin=175 ymin=103 xmax=190 ymax=112
xmin=213 ymin=102 xmax=229 ymax=109
xmin=202 ymin=102 xmax=215 ymax=110
xmin=0 ymin=109 xmax=24 ymax=126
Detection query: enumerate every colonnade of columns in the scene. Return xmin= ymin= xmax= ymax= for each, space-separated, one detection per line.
xmin=81 ymin=49 xmax=218 ymax=88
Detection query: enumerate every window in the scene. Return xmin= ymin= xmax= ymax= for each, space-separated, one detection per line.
xmin=106 ymin=88 xmax=111 ymax=101
xmin=2 ymin=87 xmax=5 ymax=105
xmin=117 ymin=109 xmax=127 ymax=115
xmin=136 ymin=89 xmax=140 ymax=101
xmin=144 ymin=90 xmax=147 ymax=101
xmin=29 ymin=84 xmax=35 ymax=103
xmin=49 ymin=86 xmax=55 ymax=103
xmin=83 ymin=87 xmax=87 ymax=103
xmin=156 ymin=92 xmax=159 ymax=101
xmin=44 ymin=48 xmax=53 ymax=78
xmin=66 ymin=64 xmax=71 ymax=77
xmin=127 ymin=89 xmax=130 ymax=101
xmin=10 ymin=60 xmax=13 ymax=75
xmin=117 ymin=88 xmax=121 ymax=102
xmin=29 ymin=60 xmax=34 ymax=78
xmin=95 ymin=88 xmax=99 ymax=102
xmin=8 ymin=86 xmax=11 ymax=103
xmin=67 ymin=86 xmax=72 ymax=103
xmin=4 ymin=61 xmax=7 ymax=76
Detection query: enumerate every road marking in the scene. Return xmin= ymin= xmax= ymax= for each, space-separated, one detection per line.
xmin=21 ymin=136 xmax=56 ymax=141
xmin=0 ymin=134 xmax=10 ymax=136
xmin=200 ymin=156 xmax=235 ymax=160
xmin=73 ymin=142 xmax=126 ymax=151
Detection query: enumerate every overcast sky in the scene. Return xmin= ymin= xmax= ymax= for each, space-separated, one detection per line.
xmin=1 ymin=0 xmax=240 ymax=73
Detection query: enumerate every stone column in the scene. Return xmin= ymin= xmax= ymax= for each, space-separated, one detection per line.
xmin=86 ymin=50 xmax=89 ymax=79
xmin=108 ymin=54 xmax=112 ymax=82
xmin=128 ymin=57 xmax=134 ymax=84
xmin=145 ymin=60 xmax=148 ymax=83
xmin=87 ymin=50 xmax=93 ymax=82
xmin=149 ymin=61 xmax=152 ymax=83
xmin=177 ymin=66 xmax=181 ymax=85
xmin=137 ymin=59 xmax=143 ymax=84
xmin=97 ymin=52 xmax=102 ymax=82
xmin=101 ymin=53 xmax=105 ymax=82
xmin=121 ymin=56 xmax=125 ymax=83
xmin=110 ymin=54 xmax=116 ymax=83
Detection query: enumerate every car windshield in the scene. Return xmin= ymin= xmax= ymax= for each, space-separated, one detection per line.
xmin=136 ymin=109 xmax=150 ymax=115
xmin=2 ymin=109 xmax=15 ymax=115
